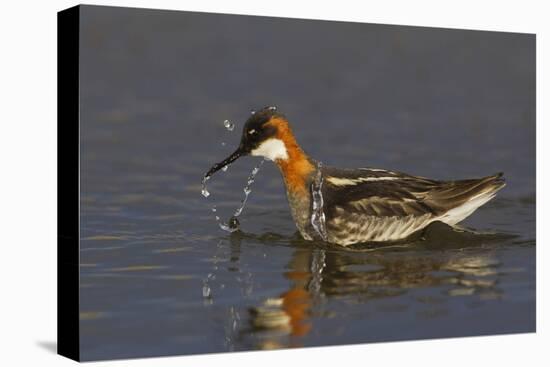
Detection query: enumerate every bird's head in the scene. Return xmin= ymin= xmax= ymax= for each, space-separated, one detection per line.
xmin=205 ymin=106 xmax=292 ymax=178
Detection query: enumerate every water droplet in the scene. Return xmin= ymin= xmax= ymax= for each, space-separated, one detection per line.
xmin=212 ymin=206 xmax=217 ymax=213
xmin=201 ymin=176 xmax=211 ymax=198
xmin=218 ymin=218 xmax=240 ymax=233
xmin=228 ymin=216 xmax=240 ymax=229
xmin=250 ymin=110 xmax=256 ymax=115
xmin=268 ymin=106 xmax=277 ymax=111
xmin=202 ymin=284 xmax=211 ymax=298
xmin=221 ymin=142 xmax=226 ymax=146
xmin=223 ymin=119 xmax=235 ymax=131
xmin=222 ymin=164 xmax=229 ymax=172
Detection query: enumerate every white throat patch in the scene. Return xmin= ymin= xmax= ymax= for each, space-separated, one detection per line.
xmin=250 ymin=138 xmax=288 ymax=161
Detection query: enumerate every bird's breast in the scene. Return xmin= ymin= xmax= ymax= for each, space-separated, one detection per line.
xmin=285 ymin=189 xmax=314 ymax=240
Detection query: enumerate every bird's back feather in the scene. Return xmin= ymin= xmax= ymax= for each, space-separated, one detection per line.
xmin=320 ymin=167 xmax=505 ymax=245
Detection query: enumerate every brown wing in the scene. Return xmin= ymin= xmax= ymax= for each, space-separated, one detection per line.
xmin=321 ymin=167 xmax=505 ymax=220
xmin=321 ymin=167 xmax=437 ymax=219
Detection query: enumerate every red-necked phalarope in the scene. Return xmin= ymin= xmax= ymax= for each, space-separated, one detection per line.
xmin=205 ymin=106 xmax=505 ymax=246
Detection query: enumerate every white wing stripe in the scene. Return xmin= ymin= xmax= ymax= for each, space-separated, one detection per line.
xmin=326 ymin=176 xmax=400 ymax=186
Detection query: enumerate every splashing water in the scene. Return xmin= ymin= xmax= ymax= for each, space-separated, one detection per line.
xmin=201 ymin=175 xmax=211 ymax=198
xmin=233 ymin=159 xmax=264 ymax=217
xmin=202 ymin=116 xmax=266 ymax=233
xmin=223 ymin=119 xmax=235 ymax=131
xmin=311 ymin=161 xmax=328 ymax=241
xmin=216 ymin=159 xmax=266 ymax=232
xmin=202 ymin=118 xmax=236 ymax=197
xmin=218 ymin=216 xmax=240 ymax=233
xmin=202 ymin=159 xmax=266 ymax=233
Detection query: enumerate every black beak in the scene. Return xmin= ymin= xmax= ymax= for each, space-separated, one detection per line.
xmin=204 ymin=147 xmax=245 ymax=179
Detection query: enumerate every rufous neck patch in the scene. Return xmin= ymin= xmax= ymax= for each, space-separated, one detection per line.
xmin=266 ymin=117 xmax=314 ymax=195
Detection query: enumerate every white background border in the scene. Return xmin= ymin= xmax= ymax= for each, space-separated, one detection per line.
xmin=0 ymin=0 xmax=546 ymax=366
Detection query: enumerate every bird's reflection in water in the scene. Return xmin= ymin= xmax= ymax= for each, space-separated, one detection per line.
xmin=226 ymin=222 xmax=514 ymax=350
xmin=246 ymin=247 xmax=322 ymax=349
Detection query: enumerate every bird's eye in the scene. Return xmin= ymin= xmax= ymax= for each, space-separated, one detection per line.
xmin=248 ymin=129 xmax=256 ymax=135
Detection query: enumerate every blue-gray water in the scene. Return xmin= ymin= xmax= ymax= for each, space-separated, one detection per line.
xmin=78 ymin=6 xmax=535 ymax=361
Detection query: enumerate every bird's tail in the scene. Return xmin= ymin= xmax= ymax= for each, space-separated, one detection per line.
xmin=429 ymin=173 xmax=505 ymax=225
